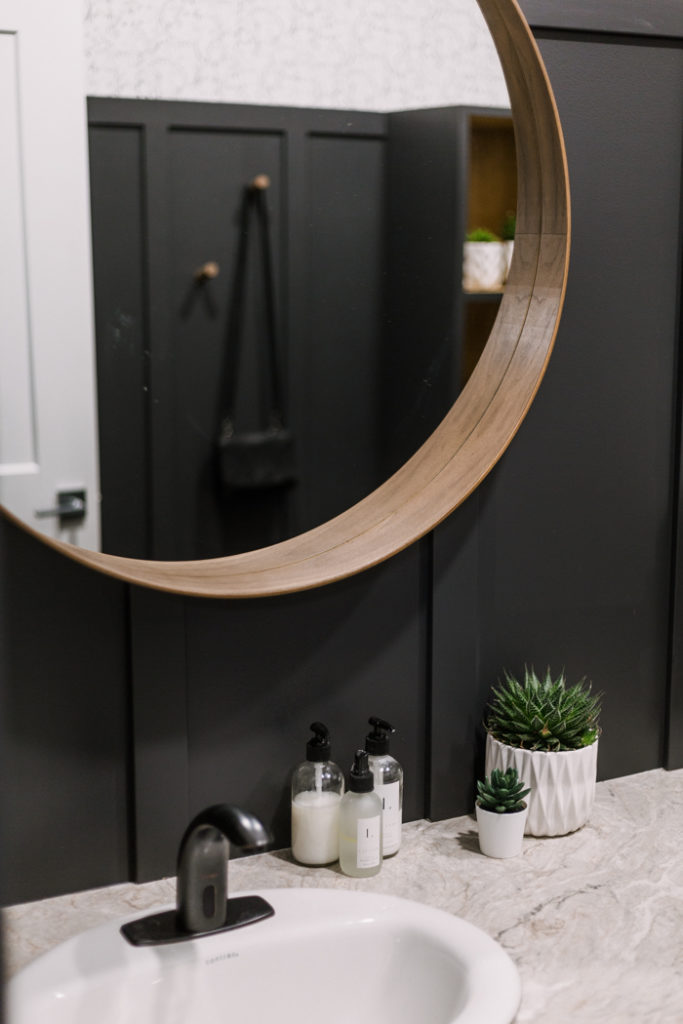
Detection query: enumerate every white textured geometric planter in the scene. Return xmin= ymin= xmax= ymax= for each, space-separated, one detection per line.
xmin=476 ymin=804 xmax=528 ymax=858
xmin=462 ymin=241 xmax=506 ymax=291
xmin=485 ymin=734 xmax=598 ymax=837
xmin=502 ymin=240 xmax=514 ymax=281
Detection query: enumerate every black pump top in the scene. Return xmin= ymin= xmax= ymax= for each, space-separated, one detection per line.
xmin=365 ymin=716 xmax=395 ymax=755
xmin=306 ymin=721 xmax=331 ymax=762
xmin=349 ymin=749 xmax=374 ymax=793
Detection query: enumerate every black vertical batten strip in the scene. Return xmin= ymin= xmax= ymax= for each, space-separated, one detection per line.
xmin=123 ymin=584 xmax=138 ymax=880
xmin=143 ymin=115 xmax=176 ymax=559
xmin=422 ymin=532 xmax=435 ymax=816
xmin=285 ymin=123 xmax=307 ymax=538
xmin=139 ymin=123 xmax=154 ymax=560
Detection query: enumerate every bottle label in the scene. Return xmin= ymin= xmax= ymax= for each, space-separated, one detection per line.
xmin=356 ymin=815 xmax=381 ymax=869
xmin=376 ymin=781 xmax=401 ymax=853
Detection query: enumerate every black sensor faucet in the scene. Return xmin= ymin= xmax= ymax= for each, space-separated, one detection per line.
xmin=121 ymin=804 xmax=274 ymax=946
xmin=177 ymin=803 xmax=271 ymax=932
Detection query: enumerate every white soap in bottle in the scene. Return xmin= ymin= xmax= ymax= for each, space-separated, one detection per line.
xmin=291 ymin=722 xmax=344 ymax=866
xmin=339 ymin=749 xmax=383 ymax=878
xmin=365 ymin=716 xmax=403 ymax=856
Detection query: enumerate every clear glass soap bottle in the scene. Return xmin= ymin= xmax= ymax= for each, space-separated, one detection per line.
xmin=365 ymin=717 xmax=403 ymax=856
xmin=291 ymin=722 xmax=344 ymax=866
xmin=339 ymin=749 xmax=383 ymax=877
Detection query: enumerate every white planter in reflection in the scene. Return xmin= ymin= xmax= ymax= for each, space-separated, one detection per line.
xmin=476 ymin=803 xmax=527 ymax=858
xmin=503 ymin=240 xmax=514 ymax=281
xmin=462 ymin=241 xmax=506 ymax=291
xmin=485 ymin=734 xmax=598 ymax=837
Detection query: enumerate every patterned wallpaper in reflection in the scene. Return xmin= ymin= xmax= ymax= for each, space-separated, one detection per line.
xmin=84 ymin=0 xmax=509 ymax=110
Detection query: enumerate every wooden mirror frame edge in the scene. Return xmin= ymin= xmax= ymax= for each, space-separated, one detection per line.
xmin=3 ymin=0 xmax=569 ymax=598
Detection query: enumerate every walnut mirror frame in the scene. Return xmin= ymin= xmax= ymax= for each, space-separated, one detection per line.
xmin=5 ymin=0 xmax=570 ymax=598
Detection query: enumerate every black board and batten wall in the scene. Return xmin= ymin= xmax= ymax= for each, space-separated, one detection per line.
xmin=1 ymin=1 xmax=682 ymax=903
xmin=87 ymin=99 xmax=502 ymax=563
xmin=89 ymin=102 xmax=389 ymax=561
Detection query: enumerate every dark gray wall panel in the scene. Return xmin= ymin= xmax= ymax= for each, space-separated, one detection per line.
xmin=382 ymin=108 xmax=466 ymax=479
xmin=0 ymin=517 xmax=129 ymax=903
xmin=669 ymin=446 xmax=683 ymax=768
xmin=527 ymin=34 xmax=682 ymax=776
xmin=166 ymin=126 xmax=288 ymax=558
xmin=429 ymin=499 xmax=487 ymax=821
xmin=129 ymin=587 xmax=189 ymax=882
xmin=520 ymin=0 xmax=683 ymax=38
xmin=88 ymin=124 xmax=149 ymax=559
xmin=430 ymin=29 xmax=683 ymax=818
xmin=127 ymin=543 xmax=428 ymax=881
xmin=184 ymin=545 xmax=428 ymax=862
xmin=302 ymin=133 xmax=386 ymax=529
xmin=665 ymin=83 xmax=683 ymax=772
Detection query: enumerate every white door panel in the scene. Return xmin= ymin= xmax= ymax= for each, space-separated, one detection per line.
xmin=0 ymin=0 xmax=100 ymax=551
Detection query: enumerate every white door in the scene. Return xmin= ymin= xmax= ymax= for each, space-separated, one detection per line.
xmin=0 ymin=0 xmax=100 ymax=551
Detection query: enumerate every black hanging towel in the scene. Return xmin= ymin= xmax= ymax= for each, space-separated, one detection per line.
xmin=216 ymin=175 xmax=296 ymax=491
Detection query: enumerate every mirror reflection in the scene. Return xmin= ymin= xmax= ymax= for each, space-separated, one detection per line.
xmin=1 ymin=0 xmax=515 ymax=561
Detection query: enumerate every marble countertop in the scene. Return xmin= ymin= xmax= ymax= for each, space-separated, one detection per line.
xmin=4 ymin=768 xmax=682 ymax=1022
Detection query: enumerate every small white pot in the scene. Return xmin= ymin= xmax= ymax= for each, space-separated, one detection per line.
xmin=476 ymin=803 xmax=527 ymax=858
xmin=485 ymin=734 xmax=598 ymax=837
xmin=462 ymin=241 xmax=506 ymax=291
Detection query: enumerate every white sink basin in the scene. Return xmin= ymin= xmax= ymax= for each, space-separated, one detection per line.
xmin=7 ymin=888 xmax=520 ymax=1024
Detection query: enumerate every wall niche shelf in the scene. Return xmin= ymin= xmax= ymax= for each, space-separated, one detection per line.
xmin=385 ymin=105 xmax=517 ymax=409
xmin=463 ymin=110 xmax=517 ymax=388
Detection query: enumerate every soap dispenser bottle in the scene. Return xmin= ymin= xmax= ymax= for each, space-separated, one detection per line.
xmin=339 ymin=749 xmax=383 ymax=877
xmin=365 ymin=716 xmax=403 ymax=856
xmin=291 ymin=722 xmax=344 ymax=866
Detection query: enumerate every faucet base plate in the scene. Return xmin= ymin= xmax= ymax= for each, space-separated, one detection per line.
xmin=120 ymin=895 xmax=275 ymax=946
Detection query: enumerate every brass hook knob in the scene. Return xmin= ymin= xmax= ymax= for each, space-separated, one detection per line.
xmin=250 ymin=174 xmax=270 ymax=191
xmin=194 ymin=261 xmax=220 ymax=281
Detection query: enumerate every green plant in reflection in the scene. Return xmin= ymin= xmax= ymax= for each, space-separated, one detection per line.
xmin=465 ymin=226 xmax=500 ymax=242
xmin=501 ymin=209 xmax=516 ymax=240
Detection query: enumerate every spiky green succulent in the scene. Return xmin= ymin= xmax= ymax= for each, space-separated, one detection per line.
xmin=485 ymin=667 xmax=602 ymax=752
xmin=477 ymin=767 xmax=529 ymax=814
xmin=466 ymin=226 xmax=500 ymax=242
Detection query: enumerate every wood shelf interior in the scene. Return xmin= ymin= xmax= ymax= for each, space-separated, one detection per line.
xmin=462 ymin=114 xmax=516 ymax=387
xmin=467 ymin=114 xmax=517 ymax=236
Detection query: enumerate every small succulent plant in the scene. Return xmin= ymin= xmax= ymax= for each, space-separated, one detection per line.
xmin=485 ymin=667 xmax=602 ymax=752
xmin=476 ymin=767 xmax=529 ymax=814
xmin=466 ymin=226 xmax=500 ymax=242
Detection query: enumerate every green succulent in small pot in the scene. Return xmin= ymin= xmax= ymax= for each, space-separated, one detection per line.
xmin=475 ymin=767 xmax=530 ymax=858
xmin=477 ymin=767 xmax=530 ymax=813
xmin=484 ymin=667 xmax=602 ymax=837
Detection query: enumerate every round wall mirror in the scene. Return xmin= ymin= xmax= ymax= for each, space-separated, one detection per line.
xmin=0 ymin=0 xmax=569 ymax=597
